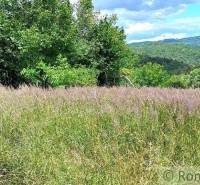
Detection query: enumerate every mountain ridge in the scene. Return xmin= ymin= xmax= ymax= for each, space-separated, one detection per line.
xmin=130 ymin=36 xmax=200 ymax=47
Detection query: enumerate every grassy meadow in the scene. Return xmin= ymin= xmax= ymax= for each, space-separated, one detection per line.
xmin=1 ymin=86 xmax=200 ymax=185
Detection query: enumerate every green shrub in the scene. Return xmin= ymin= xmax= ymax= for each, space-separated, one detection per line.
xmin=47 ymin=66 xmax=97 ymax=87
xmin=189 ymin=68 xmax=200 ymax=88
xmin=21 ymin=61 xmax=97 ymax=87
xmin=164 ymin=75 xmax=189 ymax=88
xmin=121 ymin=63 xmax=170 ymax=87
xmin=21 ymin=61 xmax=49 ymax=87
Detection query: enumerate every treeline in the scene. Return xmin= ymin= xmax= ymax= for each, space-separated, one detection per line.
xmin=1 ymin=0 xmax=200 ymax=88
xmin=133 ymin=43 xmax=200 ymax=66
xmin=121 ymin=62 xmax=200 ymax=88
xmin=0 ymin=0 xmax=135 ymax=87
xmin=130 ymin=43 xmax=200 ymax=88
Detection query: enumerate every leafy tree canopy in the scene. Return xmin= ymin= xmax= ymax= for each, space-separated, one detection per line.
xmin=0 ymin=0 xmax=131 ymax=87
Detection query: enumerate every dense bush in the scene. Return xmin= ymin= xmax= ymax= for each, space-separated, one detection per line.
xmin=22 ymin=60 xmax=97 ymax=87
xmin=164 ymin=75 xmax=189 ymax=88
xmin=121 ymin=63 xmax=170 ymax=87
xmin=47 ymin=67 xmax=97 ymax=87
xmin=189 ymin=68 xmax=200 ymax=88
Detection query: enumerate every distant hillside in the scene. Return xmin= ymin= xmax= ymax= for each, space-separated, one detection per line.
xmin=130 ymin=36 xmax=200 ymax=48
xmin=131 ymin=42 xmax=200 ymax=74
xmin=132 ymin=43 xmax=200 ymax=66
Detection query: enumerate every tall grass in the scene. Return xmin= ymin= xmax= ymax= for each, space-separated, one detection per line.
xmin=1 ymin=86 xmax=200 ymax=185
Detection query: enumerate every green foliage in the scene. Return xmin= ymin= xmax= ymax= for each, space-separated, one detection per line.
xmin=0 ymin=16 xmax=23 ymax=87
xmin=139 ymin=55 xmax=191 ymax=75
xmin=0 ymin=0 xmax=131 ymax=87
xmin=17 ymin=0 xmax=75 ymax=66
xmin=0 ymin=0 xmax=77 ymax=83
xmin=189 ymin=68 xmax=200 ymax=88
xmin=125 ymin=63 xmax=170 ymax=87
xmin=47 ymin=66 xmax=97 ymax=87
xmin=3 ymin=0 xmax=200 ymax=88
xmin=132 ymin=43 xmax=200 ymax=66
xmin=92 ymin=17 xmax=129 ymax=86
xmin=164 ymin=75 xmax=190 ymax=88
xmin=77 ymin=0 xmax=94 ymax=38
xmin=21 ymin=61 xmax=49 ymax=87
xmin=130 ymin=42 xmax=200 ymax=88
xmin=21 ymin=59 xmax=97 ymax=87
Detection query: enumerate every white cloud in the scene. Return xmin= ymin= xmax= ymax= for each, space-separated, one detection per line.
xmin=144 ymin=0 xmax=155 ymax=7
xmin=128 ymin=33 xmax=187 ymax=43
xmin=94 ymin=0 xmax=197 ymax=11
xmin=173 ymin=17 xmax=200 ymax=25
xmin=125 ymin=22 xmax=155 ymax=34
xmin=69 ymin=0 xmax=200 ymax=42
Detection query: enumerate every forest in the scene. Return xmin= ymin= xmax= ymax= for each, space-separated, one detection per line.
xmin=1 ymin=0 xmax=200 ymax=89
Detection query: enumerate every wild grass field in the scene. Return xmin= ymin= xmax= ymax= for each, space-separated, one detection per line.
xmin=1 ymin=86 xmax=200 ymax=185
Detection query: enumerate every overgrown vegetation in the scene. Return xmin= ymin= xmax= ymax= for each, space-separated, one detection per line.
xmin=1 ymin=2 xmax=200 ymax=185
xmin=1 ymin=0 xmax=200 ymax=88
xmin=1 ymin=87 xmax=200 ymax=185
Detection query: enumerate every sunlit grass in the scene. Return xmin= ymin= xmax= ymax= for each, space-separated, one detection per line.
xmin=1 ymin=86 xmax=200 ymax=185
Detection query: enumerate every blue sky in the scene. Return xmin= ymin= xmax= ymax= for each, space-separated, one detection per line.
xmin=71 ymin=0 xmax=200 ymax=42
